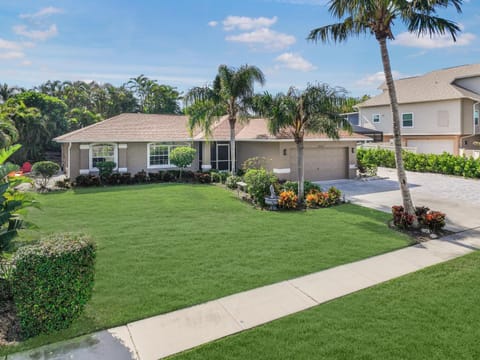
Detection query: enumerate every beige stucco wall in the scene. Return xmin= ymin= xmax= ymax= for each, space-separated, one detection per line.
xmin=237 ymin=141 xmax=357 ymax=181
xmin=359 ymin=100 xmax=463 ymax=135
xmin=64 ymin=142 xmax=200 ymax=179
xmin=461 ymin=98 xmax=476 ymax=135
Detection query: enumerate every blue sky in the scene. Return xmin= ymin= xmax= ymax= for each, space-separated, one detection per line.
xmin=0 ymin=0 xmax=478 ymax=97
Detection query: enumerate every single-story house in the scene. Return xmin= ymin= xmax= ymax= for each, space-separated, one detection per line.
xmin=54 ymin=113 xmax=367 ymax=181
xmin=356 ymin=63 xmax=480 ymax=156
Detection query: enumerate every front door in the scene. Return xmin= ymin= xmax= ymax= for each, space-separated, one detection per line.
xmin=216 ymin=143 xmax=230 ymax=171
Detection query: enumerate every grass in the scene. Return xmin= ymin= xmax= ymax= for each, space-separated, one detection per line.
xmin=172 ymin=251 xmax=480 ymax=360
xmin=1 ymin=184 xmax=409 ymax=355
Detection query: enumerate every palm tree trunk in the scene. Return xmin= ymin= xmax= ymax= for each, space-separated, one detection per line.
xmin=229 ymin=120 xmax=236 ymax=174
xmin=378 ymin=37 xmax=418 ymax=227
xmin=296 ymin=139 xmax=304 ymax=204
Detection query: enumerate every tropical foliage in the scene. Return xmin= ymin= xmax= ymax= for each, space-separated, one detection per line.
xmin=308 ymin=0 xmax=463 ymax=226
xmin=170 ymin=146 xmax=197 ymax=179
xmin=185 ymin=64 xmax=265 ymax=173
xmin=253 ymin=83 xmax=350 ymax=202
xmin=0 ymin=76 xmax=183 ymax=164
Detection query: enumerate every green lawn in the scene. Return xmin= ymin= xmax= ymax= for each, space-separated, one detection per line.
xmin=1 ymin=184 xmax=409 ymax=355
xmin=173 ymin=251 xmax=480 ymax=360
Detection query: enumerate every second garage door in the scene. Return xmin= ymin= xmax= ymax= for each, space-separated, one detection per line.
xmin=407 ymin=139 xmax=455 ymax=155
xmin=290 ymin=147 xmax=348 ymax=181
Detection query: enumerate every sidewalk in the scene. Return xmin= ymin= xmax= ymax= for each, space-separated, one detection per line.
xmin=8 ymin=230 xmax=480 ymax=360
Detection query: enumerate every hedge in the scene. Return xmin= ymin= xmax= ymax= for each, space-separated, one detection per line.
xmin=357 ymin=148 xmax=480 ymax=178
xmin=12 ymin=233 xmax=96 ymax=339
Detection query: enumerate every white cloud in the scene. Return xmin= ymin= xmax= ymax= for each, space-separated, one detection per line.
xmin=0 ymin=51 xmax=25 ymax=60
xmin=274 ymin=52 xmax=316 ymax=72
xmin=20 ymin=7 xmax=63 ymax=19
xmin=208 ymin=21 xmax=218 ymax=27
xmin=393 ymin=31 xmax=475 ymax=49
xmin=223 ymin=16 xmax=277 ymax=31
xmin=13 ymin=24 xmax=58 ymax=41
xmin=226 ymin=28 xmax=295 ymax=51
xmin=355 ymin=71 xmax=403 ymax=87
xmin=0 ymin=38 xmax=23 ymax=51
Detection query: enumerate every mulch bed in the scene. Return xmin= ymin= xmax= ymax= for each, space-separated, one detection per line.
xmin=388 ymin=221 xmax=454 ymax=243
xmin=0 ymin=298 xmax=20 ymax=346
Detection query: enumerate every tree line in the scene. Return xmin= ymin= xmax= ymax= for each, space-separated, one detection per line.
xmin=0 ymin=76 xmax=182 ymax=163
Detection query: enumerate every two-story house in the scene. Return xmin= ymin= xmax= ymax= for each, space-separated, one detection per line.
xmin=356 ymin=64 xmax=480 ymax=157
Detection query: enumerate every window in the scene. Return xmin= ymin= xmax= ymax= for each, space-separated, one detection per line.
xmin=402 ymin=113 xmax=414 ymax=128
xmin=148 ymin=143 xmax=190 ymax=168
xmin=90 ymin=144 xmax=116 ymax=169
xmin=475 ymin=110 xmax=479 ymax=126
xmin=372 ymin=114 xmax=380 ymax=123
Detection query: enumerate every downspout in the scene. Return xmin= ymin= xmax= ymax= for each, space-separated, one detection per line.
xmin=67 ymin=142 xmax=72 ymax=179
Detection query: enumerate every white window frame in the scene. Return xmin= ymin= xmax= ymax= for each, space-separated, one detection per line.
xmin=401 ymin=112 xmax=414 ymax=128
xmin=372 ymin=114 xmax=381 ymax=123
xmin=89 ymin=143 xmax=118 ymax=171
xmin=474 ymin=110 xmax=479 ymax=126
xmin=147 ymin=143 xmax=192 ymax=169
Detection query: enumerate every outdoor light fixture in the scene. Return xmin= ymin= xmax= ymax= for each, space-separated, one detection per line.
xmin=283 ymin=149 xmax=287 ymax=156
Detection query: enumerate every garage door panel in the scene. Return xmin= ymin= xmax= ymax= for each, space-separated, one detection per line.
xmin=407 ymin=140 xmax=454 ymax=155
xmin=290 ymin=147 xmax=348 ymax=181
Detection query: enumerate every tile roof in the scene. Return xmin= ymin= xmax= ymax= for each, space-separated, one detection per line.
xmin=54 ymin=113 xmax=198 ymax=143
xmin=55 ymin=113 xmax=368 ymax=143
xmin=357 ymin=63 xmax=480 ymax=108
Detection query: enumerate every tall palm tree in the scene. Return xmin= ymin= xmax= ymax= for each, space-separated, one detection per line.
xmin=254 ymin=84 xmax=351 ymax=202
xmin=0 ymin=83 xmax=20 ymax=103
xmin=185 ymin=64 xmax=265 ymax=173
xmin=308 ymin=0 xmax=462 ymax=225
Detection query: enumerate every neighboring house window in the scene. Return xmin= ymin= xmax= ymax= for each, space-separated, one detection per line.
xmin=90 ymin=143 xmax=117 ymax=169
xmin=475 ymin=110 xmax=479 ymax=126
xmin=372 ymin=114 xmax=380 ymax=123
xmin=148 ymin=143 xmax=190 ymax=168
xmin=402 ymin=113 xmax=414 ymax=128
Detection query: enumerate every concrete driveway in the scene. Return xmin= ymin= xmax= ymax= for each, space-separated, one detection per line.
xmin=317 ymin=168 xmax=480 ymax=232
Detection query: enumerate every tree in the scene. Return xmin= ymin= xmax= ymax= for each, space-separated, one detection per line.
xmin=308 ymin=0 xmax=462 ymax=225
xmin=127 ymin=75 xmax=181 ymax=114
xmin=185 ymin=64 xmax=265 ymax=174
xmin=254 ymin=84 xmax=350 ymax=202
xmin=31 ymin=161 xmax=60 ymax=189
xmin=67 ymin=108 xmax=102 ymax=130
xmin=0 ymin=84 xmax=22 ymax=103
xmin=170 ymin=146 xmax=196 ymax=180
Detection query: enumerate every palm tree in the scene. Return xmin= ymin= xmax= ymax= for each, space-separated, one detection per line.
xmin=0 ymin=83 xmax=20 ymax=103
xmin=308 ymin=0 xmax=462 ymax=225
xmin=185 ymin=64 xmax=265 ymax=173
xmin=254 ymin=84 xmax=351 ymax=202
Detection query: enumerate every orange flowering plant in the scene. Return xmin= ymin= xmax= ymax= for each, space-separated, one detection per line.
xmin=278 ymin=190 xmax=298 ymax=209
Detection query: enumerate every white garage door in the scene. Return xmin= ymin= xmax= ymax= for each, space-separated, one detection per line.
xmin=407 ymin=140 xmax=455 ymax=155
xmin=291 ymin=147 xmax=348 ymax=181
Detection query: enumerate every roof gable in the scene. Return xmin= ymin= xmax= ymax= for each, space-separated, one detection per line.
xmin=358 ymin=64 xmax=480 ymax=108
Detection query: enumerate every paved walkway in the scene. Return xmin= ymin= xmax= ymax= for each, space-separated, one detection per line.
xmin=8 ymin=229 xmax=480 ymax=360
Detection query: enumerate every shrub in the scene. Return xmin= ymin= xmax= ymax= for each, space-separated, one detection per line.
xmin=282 ymin=181 xmax=321 ymax=195
xmin=31 ymin=161 xmax=60 ymax=188
xmin=133 ymin=170 xmax=149 ymax=184
xmin=242 ymin=157 xmax=267 ymax=171
xmin=210 ymin=172 xmax=222 ymax=183
xmin=392 ymin=205 xmax=447 ymax=232
xmin=148 ymin=172 xmax=163 ymax=183
xmin=55 ymin=178 xmax=71 ymax=189
xmin=226 ymin=175 xmax=242 ymax=189
xmin=358 ymin=148 xmax=480 ymax=178
xmin=12 ymin=233 xmax=96 ymax=339
xmin=327 ymin=186 xmax=342 ymax=206
xmin=392 ymin=205 xmax=416 ymax=229
xmin=278 ymin=190 xmax=297 ymax=209
xmin=244 ymin=169 xmax=278 ymax=207
xmin=170 ymin=146 xmax=196 ymax=180
xmin=194 ymin=172 xmax=211 ymax=184
xmin=75 ymin=174 xmax=101 ymax=187
xmin=96 ymin=161 xmax=116 ymax=181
